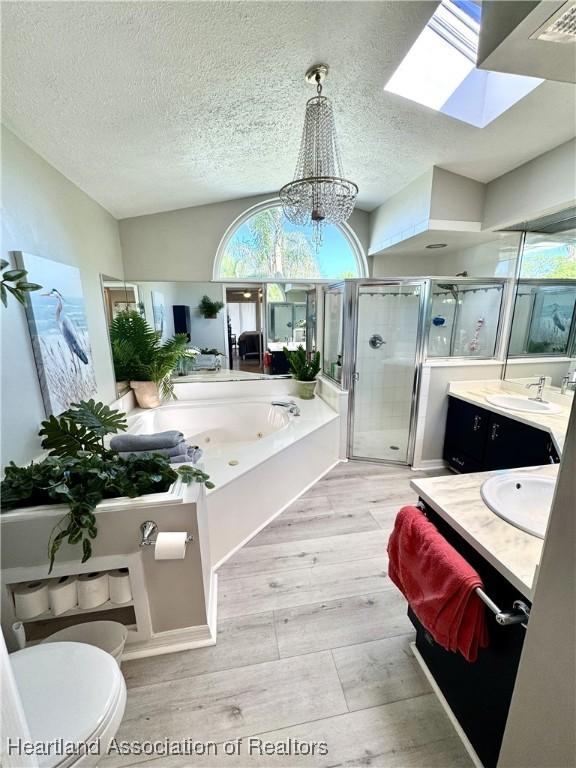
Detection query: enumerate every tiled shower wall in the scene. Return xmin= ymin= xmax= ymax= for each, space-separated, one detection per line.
xmin=353 ymin=290 xmax=420 ymax=449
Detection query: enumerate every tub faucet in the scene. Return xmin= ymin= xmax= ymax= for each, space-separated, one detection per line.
xmin=525 ymin=376 xmax=547 ymax=402
xmin=272 ymin=400 xmax=301 ymax=416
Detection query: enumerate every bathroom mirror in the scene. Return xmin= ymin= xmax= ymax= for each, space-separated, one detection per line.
xmin=503 ymin=217 xmax=576 ymax=397
xmin=101 ymin=278 xmax=321 ymax=389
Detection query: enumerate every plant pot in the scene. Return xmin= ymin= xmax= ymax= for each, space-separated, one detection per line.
xmin=296 ymin=380 xmax=317 ymax=400
xmin=130 ymin=381 xmax=161 ymax=408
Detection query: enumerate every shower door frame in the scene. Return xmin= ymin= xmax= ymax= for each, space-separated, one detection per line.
xmin=345 ymin=278 xmax=430 ymax=466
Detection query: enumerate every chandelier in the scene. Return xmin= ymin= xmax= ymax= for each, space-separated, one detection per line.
xmin=280 ymin=64 xmax=358 ymax=246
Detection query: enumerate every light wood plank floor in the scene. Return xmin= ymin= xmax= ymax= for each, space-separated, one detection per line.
xmin=113 ymin=462 xmax=472 ymax=768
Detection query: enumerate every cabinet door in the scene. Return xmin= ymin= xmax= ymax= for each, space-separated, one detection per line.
xmin=443 ymin=445 xmax=483 ymax=474
xmin=444 ymin=397 xmax=489 ymax=463
xmin=484 ymin=415 xmax=555 ymax=470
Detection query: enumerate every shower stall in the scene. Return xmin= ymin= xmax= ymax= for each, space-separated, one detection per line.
xmin=323 ymin=277 xmax=508 ymax=465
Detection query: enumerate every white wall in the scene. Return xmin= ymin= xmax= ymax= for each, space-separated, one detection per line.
xmin=436 ymin=235 xmax=521 ymax=277
xmin=428 ymin=167 xmax=485 ymax=226
xmin=372 ymin=233 xmax=521 ymax=278
xmin=369 ymin=170 xmax=433 ymax=256
xmin=135 ymin=281 xmax=227 ymax=353
xmin=1 ymin=127 xmax=124 ymax=467
xmin=498 ymin=397 xmax=576 ymax=768
xmin=483 ymin=138 xmax=576 ymax=230
xmin=120 ymin=195 xmax=370 ymax=282
xmin=412 ymin=362 xmax=504 ymax=468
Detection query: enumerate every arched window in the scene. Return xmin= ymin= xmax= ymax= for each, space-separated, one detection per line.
xmin=214 ymin=200 xmax=366 ymax=281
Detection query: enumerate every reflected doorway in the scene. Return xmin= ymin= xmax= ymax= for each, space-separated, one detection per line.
xmin=225 ymin=286 xmax=264 ymax=373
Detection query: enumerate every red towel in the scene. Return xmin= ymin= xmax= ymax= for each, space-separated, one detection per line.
xmin=387 ymin=505 xmax=489 ymax=662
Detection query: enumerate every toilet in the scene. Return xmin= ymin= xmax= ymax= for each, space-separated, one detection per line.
xmin=10 ymin=642 xmax=126 ymax=768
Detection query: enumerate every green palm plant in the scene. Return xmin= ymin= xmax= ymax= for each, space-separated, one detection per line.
xmin=109 ymin=310 xmax=194 ymax=398
xmin=283 ymin=345 xmax=321 ymax=381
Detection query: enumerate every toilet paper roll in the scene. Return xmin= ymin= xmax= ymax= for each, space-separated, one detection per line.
xmin=48 ymin=575 xmax=78 ymax=616
xmin=154 ymin=531 xmax=188 ymax=560
xmin=13 ymin=581 xmax=50 ymax=620
xmin=108 ymin=568 xmax=132 ymax=604
xmin=77 ymin=572 xmax=109 ymax=609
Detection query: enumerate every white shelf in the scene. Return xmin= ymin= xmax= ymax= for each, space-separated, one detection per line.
xmin=18 ymin=599 xmax=134 ymax=624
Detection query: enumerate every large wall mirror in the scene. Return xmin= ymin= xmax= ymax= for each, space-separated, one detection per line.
xmin=504 ymin=211 xmax=576 ymax=398
xmin=101 ymin=277 xmax=322 ymax=393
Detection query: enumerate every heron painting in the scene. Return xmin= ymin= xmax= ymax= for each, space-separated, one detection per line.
xmin=15 ymin=252 xmax=97 ymax=415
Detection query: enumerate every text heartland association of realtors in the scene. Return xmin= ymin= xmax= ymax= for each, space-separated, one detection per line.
xmin=6 ymin=737 xmax=330 ymax=758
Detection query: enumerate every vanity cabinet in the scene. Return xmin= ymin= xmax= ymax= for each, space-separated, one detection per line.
xmin=443 ymin=396 xmax=559 ymax=473
xmin=411 ymin=502 xmax=529 ymax=768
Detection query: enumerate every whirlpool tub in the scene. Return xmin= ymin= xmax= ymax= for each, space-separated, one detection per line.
xmin=126 ymin=393 xmax=341 ymax=567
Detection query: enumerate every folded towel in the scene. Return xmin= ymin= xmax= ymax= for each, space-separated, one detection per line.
xmin=110 ymin=430 xmax=184 ymax=452
xmin=118 ymin=444 xmax=203 ymax=465
xmin=170 ymin=446 xmax=203 ymax=465
xmin=387 ymin=505 xmax=489 ymax=662
xmin=118 ymin=440 xmax=189 ymax=459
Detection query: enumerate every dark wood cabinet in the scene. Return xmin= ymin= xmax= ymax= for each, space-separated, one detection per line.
xmin=443 ymin=396 xmax=559 ymax=473
xmin=411 ymin=503 xmax=528 ymax=768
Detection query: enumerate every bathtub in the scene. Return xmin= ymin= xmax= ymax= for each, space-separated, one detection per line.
xmin=127 ymin=399 xmax=291 ymax=459
xmin=126 ymin=393 xmax=341 ymax=567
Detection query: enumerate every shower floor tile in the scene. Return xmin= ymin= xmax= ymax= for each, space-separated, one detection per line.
xmin=352 ymin=428 xmax=409 ymax=461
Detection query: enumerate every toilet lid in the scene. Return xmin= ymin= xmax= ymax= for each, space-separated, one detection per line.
xmin=11 ymin=642 xmax=123 ymax=766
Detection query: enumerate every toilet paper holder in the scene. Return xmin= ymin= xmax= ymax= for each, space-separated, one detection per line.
xmin=140 ymin=521 xmax=193 ymax=547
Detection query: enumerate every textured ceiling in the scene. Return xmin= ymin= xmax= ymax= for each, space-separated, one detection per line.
xmin=2 ymin=1 xmax=575 ymax=219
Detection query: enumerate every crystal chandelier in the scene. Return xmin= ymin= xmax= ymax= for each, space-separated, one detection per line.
xmin=280 ymin=64 xmax=358 ymax=246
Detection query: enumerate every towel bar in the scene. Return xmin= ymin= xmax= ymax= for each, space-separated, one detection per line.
xmin=413 ymin=501 xmax=530 ymax=627
xmin=475 ymin=588 xmax=530 ymax=626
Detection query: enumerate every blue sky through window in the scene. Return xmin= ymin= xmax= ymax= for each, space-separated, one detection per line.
xmin=218 ymin=206 xmax=363 ymax=280
xmin=384 ymin=0 xmax=542 ymax=128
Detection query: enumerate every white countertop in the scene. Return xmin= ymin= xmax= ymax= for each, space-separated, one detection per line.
xmin=448 ymin=379 xmax=571 ymax=455
xmin=411 ymin=463 xmax=559 ymax=599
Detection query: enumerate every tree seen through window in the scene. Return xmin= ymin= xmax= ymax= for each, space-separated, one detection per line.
xmin=217 ymin=205 xmax=363 ymax=280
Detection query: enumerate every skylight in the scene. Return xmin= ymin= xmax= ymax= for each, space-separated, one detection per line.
xmin=384 ymin=0 xmax=543 ymax=128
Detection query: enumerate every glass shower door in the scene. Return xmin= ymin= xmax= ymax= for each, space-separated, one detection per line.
xmin=349 ymin=282 xmax=425 ymax=464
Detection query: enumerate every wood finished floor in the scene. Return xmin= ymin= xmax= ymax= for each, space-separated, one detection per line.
xmin=113 ymin=462 xmax=473 ymax=768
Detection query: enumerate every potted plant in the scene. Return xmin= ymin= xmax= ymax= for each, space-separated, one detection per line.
xmin=198 ymin=295 xmax=224 ymax=319
xmin=109 ymin=310 xmax=195 ymax=408
xmin=283 ymin=346 xmax=321 ymax=400
xmin=0 ymin=400 xmax=213 ymax=572
xmin=1 ymin=259 xmax=42 ymax=307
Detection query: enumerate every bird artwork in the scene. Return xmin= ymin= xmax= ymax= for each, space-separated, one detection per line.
xmin=551 ymin=304 xmax=566 ymax=333
xmin=16 ymin=252 xmax=97 ymax=415
xmin=42 ymin=288 xmax=89 ymax=366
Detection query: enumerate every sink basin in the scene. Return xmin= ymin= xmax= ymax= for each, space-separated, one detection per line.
xmin=481 ymin=473 xmax=556 ymax=538
xmin=485 ymin=394 xmax=562 ymax=414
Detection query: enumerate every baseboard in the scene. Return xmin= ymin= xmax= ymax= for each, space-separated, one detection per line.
xmin=411 ymin=459 xmax=448 ymax=472
xmin=206 ymin=570 xmax=218 ymax=641
xmin=211 ymin=458 xmax=342 ymax=572
xmin=122 ymin=622 xmax=216 ymax=660
xmin=410 ymin=642 xmax=483 ymax=768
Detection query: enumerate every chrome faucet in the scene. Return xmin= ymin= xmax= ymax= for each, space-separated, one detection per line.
xmin=561 ymin=372 xmax=576 ymax=395
xmin=525 ymin=376 xmax=547 ymax=402
xmin=272 ymin=400 xmax=301 ymax=416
